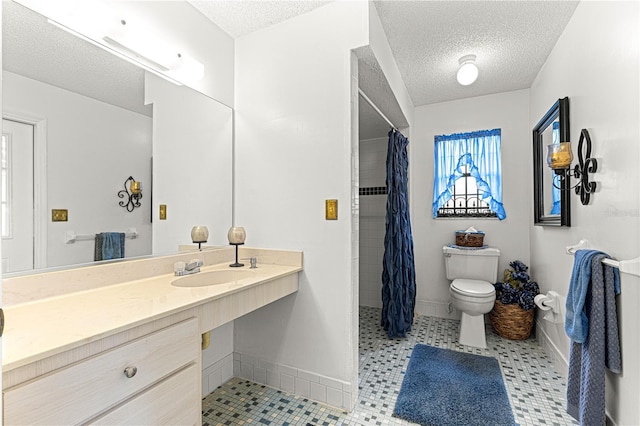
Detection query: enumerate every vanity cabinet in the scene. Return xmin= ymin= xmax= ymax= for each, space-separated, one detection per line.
xmin=4 ymin=317 xmax=201 ymax=426
xmin=3 ymin=249 xmax=302 ymax=425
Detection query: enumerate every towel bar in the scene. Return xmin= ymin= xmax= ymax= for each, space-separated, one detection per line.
xmin=566 ymin=239 xmax=640 ymax=277
xmin=65 ymin=228 xmax=138 ymax=244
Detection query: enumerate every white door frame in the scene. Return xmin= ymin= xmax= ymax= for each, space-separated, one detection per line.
xmin=3 ymin=111 xmax=48 ymax=270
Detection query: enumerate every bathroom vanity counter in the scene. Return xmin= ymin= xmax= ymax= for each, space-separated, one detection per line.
xmin=3 ymin=260 xmax=302 ymax=372
xmin=2 ymin=248 xmax=302 ymax=425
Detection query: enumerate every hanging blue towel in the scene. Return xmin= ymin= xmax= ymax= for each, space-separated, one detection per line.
xmin=566 ymin=251 xmax=621 ymax=425
xmin=94 ymin=232 xmax=125 ymax=261
xmin=565 ymin=249 xmax=620 ymax=343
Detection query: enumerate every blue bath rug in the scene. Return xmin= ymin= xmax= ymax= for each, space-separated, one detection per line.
xmin=393 ymin=344 xmax=515 ymax=426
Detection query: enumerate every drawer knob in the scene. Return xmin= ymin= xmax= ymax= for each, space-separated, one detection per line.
xmin=123 ymin=366 xmax=138 ymax=378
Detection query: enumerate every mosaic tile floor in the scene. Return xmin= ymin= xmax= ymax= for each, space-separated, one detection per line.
xmin=202 ymin=306 xmax=578 ymax=426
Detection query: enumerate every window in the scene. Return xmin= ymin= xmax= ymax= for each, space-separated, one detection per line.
xmin=432 ymin=128 xmax=506 ymax=219
xmin=436 ymin=163 xmax=497 ymax=217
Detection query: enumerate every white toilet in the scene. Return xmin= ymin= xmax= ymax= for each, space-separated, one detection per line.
xmin=443 ymin=245 xmax=500 ymax=349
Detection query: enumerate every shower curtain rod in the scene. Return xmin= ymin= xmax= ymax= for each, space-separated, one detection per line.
xmin=358 ymin=88 xmax=398 ymax=131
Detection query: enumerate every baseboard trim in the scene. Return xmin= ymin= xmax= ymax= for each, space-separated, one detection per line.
xmin=202 ymin=353 xmax=234 ymax=397
xmin=535 ymin=320 xmax=619 ymax=425
xmin=415 ymin=300 xmax=459 ymax=320
xmin=233 ymin=351 xmax=354 ymax=411
xmin=535 ymin=319 xmax=569 ymax=378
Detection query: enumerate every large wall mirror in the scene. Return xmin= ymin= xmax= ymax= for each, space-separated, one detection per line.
xmin=533 ymin=97 xmax=570 ymax=227
xmin=2 ymin=1 xmax=232 ymax=275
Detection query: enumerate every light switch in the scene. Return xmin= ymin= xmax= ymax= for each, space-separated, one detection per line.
xmin=326 ymin=199 xmax=338 ymax=220
xmin=52 ymin=209 xmax=68 ymax=222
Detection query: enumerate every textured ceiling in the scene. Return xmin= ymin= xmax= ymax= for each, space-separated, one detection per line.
xmin=5 ymin=1 xmax=579 ymax=134
xmin=372 ymin=1 xmax=579 ymax=106
xmin=190 ymin=0 xmax=578 ymax=138
xmin=192 ymin=0 xmax=578 ymax=108
xmin=356 ymin=46 xmax=409 ymax=137
xmin=188 ymin=0 xmax=332 ymax=38
xmin=3 ymin=1 xmax=150 ymax=116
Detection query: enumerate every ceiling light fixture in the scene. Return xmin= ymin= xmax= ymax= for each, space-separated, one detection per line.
xmin=13 ymin=0 xmax=204 ymax=85
xmin=456 ymin=54 xmax=478 ymax=86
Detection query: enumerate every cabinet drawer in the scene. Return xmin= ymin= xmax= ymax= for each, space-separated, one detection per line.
xmin=4 ymin=317 xmax=199 ymax=426
xmin=90 ymin=363 xmax=201 ymax=425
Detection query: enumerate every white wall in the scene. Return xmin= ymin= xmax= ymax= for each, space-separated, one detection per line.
xmin=201 ymin=322 xmax=234 ymax=396
xmin=113 ymin=1 xmax=234 ymax=107
xmin=1 ymin=2 xmax=4 ymax=405
xmin=411 ymin=89 xmax=531 ymax=318
xmin=359 ymin=137 xmax=387 ymax=308
xmin=1 ymin=0 xmax=237 ymax=399
xmin=4 ymin=71 xmax=152 ymax=267
xmin=127 ymin=0 xmax=235 ymax=396
xmin=233 ymin=1 xmax=369 ymax=410
xmin=146 ymin=73 xmax=233 ymax=254
xmin=529 ymin=2 xmax=639 ymax=424
xmin=367 ymin=3 xmax=414 ymax=132
xmin=131 ymin=0 xmax=236 ymax=255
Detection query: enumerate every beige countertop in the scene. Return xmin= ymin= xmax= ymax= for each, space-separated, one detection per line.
xmin=3 ymin=262 xmax=301 ymax=371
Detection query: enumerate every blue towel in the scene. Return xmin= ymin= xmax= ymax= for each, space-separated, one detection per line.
xmin=566 ymin=252 xmax=621 ymax=425
xmin=565 ymin=250 xmax=620 ymax=343
xmin=94 ymin=232 xmax=125 ymax=261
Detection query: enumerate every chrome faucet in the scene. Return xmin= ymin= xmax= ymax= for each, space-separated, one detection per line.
xmin=174 ymin=259 xmax=203 ymax=276
xmin=241 ymin=257 xmax=258 ymax=268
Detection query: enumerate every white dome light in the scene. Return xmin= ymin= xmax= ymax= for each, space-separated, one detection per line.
xmin=457 ymin=55 xmax=478 ymax=86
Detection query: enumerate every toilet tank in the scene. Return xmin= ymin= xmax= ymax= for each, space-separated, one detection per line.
xmin=443 ymin=246 xmax=500 ymax=282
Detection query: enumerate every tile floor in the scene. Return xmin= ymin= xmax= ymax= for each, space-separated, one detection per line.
xmin=202 ymin=306 xmax=578 ymax=425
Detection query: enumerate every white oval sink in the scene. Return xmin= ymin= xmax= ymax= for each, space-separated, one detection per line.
xmin=171 ymin=269 xmax=254 ymax=287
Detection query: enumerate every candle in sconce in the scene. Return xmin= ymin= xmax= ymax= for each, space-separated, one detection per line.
xmin=191 ymin=226 xmax=209 ymax=243
xmin=228 ymin=226 xmax=246 ymax=245
xmin=191 ymin=226 xmax=209 ymax=250
xmin=546 ymin=142 xmax=573 ymax=169
xmin=130 ymin=180 xmax=142 ymax=194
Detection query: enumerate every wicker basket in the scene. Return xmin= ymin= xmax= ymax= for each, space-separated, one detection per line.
xmin=489 ymin=300 xmax=535 ymax=340
xmin=455 ymin=231 xmax=485 ymax=247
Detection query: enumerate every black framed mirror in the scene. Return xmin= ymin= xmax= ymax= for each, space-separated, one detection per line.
xmin=533 ymin=97 xmax=570 ymax=226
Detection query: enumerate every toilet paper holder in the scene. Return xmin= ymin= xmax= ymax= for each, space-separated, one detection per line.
xmin=534 ymin=291 xmax=562 ymax=322
xmin=535 ymin=291 xmax=559 ymax=310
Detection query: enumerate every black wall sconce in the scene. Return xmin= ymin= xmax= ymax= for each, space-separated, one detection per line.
xmin=546 ymin=128 xmax=597 ymax=205
xmin=118 ymin=176 xmax=142 ymax=212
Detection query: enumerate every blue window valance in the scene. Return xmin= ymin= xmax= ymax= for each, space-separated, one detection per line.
xmin=432 ymin=128 xmax=506 ymax=220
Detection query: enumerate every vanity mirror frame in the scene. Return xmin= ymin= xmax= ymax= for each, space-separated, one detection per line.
xmin=533 ymin=97 xmax=570 ymax=227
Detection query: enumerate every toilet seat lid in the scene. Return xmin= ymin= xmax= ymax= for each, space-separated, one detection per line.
xmin=451 ymin=279 xmax=495 ymax=297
